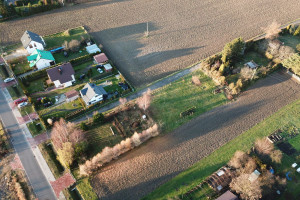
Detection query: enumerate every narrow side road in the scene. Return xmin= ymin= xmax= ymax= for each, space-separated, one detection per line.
xmin=0 ymin=85 xmax=57 ymax=200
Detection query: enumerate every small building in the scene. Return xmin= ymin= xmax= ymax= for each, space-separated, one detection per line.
xmin=216 ymin=190 xmax=239 ymax=200
xmin=21 ymin=30 xmax=46 ymax=54
xmin=27 ymin=49 xmax=55 ymax=70
xmin=248 ymin=170 xmax=260 ymax=182
xmin=93 ymin=53 xmax=108 ymax=65
xmin=207 ymin=167 xmax=236 ymax=192
xmin=80 ymin=83 xmax=107 ymax=106
xmin=46 ymin=63 xmax=75 ymax=88
xmin=65 ymin=90 xmax=79 ymax=102
xmin=244 ymin=61 xmax=259 ymax=69
xmin=103 ymin=63 xmax=113 ymax=72
xmin=86 ymin=44 xmax=101 ymax=54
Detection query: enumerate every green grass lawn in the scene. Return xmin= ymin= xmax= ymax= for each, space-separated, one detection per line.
xmin=0 ymin=65 xmax=9 ymax=79
xmin=27 ymin=78 xmax=45 ymax=94
xmin=144 ymin=98 xmax=300 ymax=200
xmin=53 ymin=49 xmax=89 ymax=63
xmin=235 ymin=51 xmax=270 ymax=69
xmin=44 ymin=27 xmax=89 ymax=49
xmin=72 ymin=169 xmax=98 ymax=200
xmin=3 ymin=43 xmax=23 ymax=55
xmin=151 ymin=70 xmax=227 ymax=134
xmin=19 ymin=105 xmax=34 ymax=116
xmin=26 ymin=120 xmax=46 ymax=136
xmin=278 ymin=34 xmax=300 ymax=50
xmin=39 ymin=99 xmax=84 ymax=119
xmin=11 ymin=62 xmax=32 ymax=75
xmin=73 ymin=61 xmax=92 ymax=73
xmin=6 ymin=85 xmax=24 ymax=100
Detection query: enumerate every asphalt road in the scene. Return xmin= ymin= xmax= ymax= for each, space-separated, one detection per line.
xmin=92 ymin=71 xmax=300 ymax=200
xmin=0 ymin=85 xmax=57 ymax=200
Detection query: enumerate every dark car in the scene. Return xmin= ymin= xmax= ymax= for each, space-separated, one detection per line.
xmin=118 ymin=82 xmax=129 ymax=90
xmin=79 ymin=74 xmax=85 ymax=80
xmin=14 ymin=98 xmax=27 ymax=105
xmin=96 ymin=65 xmax=104 ymax=69
xmin=43 ymin=102 xmax=53 ymax=107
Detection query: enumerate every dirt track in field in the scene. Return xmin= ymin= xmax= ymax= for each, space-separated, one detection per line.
xmin=91 ymin=72 xmax=300 ymax=200
xmin=1 ymin=0 xmax=300 ymax=87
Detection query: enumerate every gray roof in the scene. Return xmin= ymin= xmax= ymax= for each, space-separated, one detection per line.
xmin=47 ymin=63 xmax=75 ymax=84
xmin=80 ymin=83 xmax=107 ymax=103
xmin=245 ymin=61 xmax=259 ymax=69
xmin=21 ymin=30 xmax=45 ymax=48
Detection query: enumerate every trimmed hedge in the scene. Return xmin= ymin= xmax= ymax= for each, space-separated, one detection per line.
xmin=70 ymin=53 xmax=96 ymax=66
xmin=15 ymin=2 xmax=61 ymax=17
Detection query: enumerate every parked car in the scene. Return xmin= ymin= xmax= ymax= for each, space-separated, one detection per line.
xmin=97 ymin=68 xmax=103 ymax=73
xmin=96 ymin=65 xmax=104 ymax=69
xmin=14 ymin=98 xmax=27 ymax=105
xmin=79 ymin=74 xmax=85 ymax=81
xmin=18 ymin=102 xmax=28 ymax=108
xmin=4 ymin=77 xmax=15 ymax=83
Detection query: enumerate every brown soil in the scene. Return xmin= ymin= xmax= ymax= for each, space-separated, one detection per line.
xmin=1 ymin=0 xmax=300 ymax=87
xmin=91 ymin=72 xmax=300 ymax=200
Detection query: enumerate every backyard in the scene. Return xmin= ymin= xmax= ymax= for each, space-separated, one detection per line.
xmin=278 ymin=34 xmax=300 ymax=50
xmin=144 ymin=98 xmax=300 ymax=200
xmin=151 ymin=69 xmax=227 ymax=134
xmin=6 ymin=85 xmax=24 ymax=100
xmin=26 ymin=120 xmax=46 ymax=136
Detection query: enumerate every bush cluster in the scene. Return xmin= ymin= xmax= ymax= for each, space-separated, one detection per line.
xmin=14 ymin=1 xmax=61 ymax=17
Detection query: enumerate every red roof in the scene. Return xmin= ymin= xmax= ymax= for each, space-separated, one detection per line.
xmin=65 ymin=90 xmax=79 ymax=99
xmin=94 ymin=53 xmax=108 ymax=64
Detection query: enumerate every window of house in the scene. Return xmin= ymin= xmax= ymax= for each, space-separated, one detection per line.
xmin=29 ymin=44 xmax=33 ymax=48
xmin=34 ymin=43 xmax=37 ymax=47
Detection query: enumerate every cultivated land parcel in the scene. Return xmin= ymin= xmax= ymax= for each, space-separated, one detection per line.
xmin=1 ymin=0 xmax=300 ymax=87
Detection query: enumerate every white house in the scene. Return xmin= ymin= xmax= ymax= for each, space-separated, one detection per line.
xmin=21 ymin=30 xmax=46 ymax=54
xmin=86 ymin=44 xmax=101 ymax=54
xmin=80 ymin=83 xmax=107 ymax=106
xmin=27 ymin=49 xmax=55 ymax=70
xmin=46 ymin=63 xmax=75 ymax=88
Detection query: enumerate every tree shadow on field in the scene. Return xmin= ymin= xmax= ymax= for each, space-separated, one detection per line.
xmin=89 ymin=23 xmax=202 ymax=86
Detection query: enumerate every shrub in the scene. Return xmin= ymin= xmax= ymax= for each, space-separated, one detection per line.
xmin=282 ymin=53 xmax=300 ymax=76
xmin=255 ymin=137 xmax=274 ymax=155
xmin=294 ymin=25 xmax=300 ymax=36
xmin=262 ymin=21 xmax=281 ymax=40
xmin=180 ymin=107 xmax=196 ymax=118
xmin=221 ymin=37 xmax=245 ymax=63
xmin=80 ymin=122 xmax=88 ymax=131
xmin=68 ymin=40 xmax=80 ymax=52
xmin=93 ymin=112 xmax=104 ymax=124
xmin=191 ymin=75 xmax=201 ymax=86
xmin=296 ymin=44 xmax=300 ymax=52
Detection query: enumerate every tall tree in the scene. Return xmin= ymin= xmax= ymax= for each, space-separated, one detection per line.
xmin=221 ymin=37 xmax=245 ymax=63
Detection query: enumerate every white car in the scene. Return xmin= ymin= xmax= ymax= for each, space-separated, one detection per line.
xmin=97 ymin=68 xmax=103 ymax=73
xmin=18 ymin=102 xmax=28 ymax=108
xmin=4 ymin=77 xmax=15 ymax=83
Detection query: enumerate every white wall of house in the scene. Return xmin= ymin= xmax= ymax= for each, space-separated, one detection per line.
xmin=53 ymin=75 xmax=75 ymax=88
xmin=88 ymin=94 xmax=103 ymax=105
xmin=26 ymin=41 xmax=44 ymax=54
xmin=35 ymin=59 xmax=53 ymax=70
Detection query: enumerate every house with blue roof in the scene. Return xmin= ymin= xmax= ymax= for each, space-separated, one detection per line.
xmin=21 ymin=30 xmax=46 ymax=54
xmin=27 ymin=49 xmax=55 ymax=70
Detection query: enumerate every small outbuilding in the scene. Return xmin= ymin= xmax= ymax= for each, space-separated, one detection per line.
xmin=46 ymin=63 xmax=75 ymax=88
xmin=94 ymin=53 xmax=108 ymax=64
xmin=216 ymin=190 xmax=239 ymax=200
xmin=65 ymin=90 xmax=79 ymax=102
xmin=248 ymin=170 xmax=261 ymax=182
xmin=21 ymin=30 xmax=46 ymax=54
xmin=244 ymin=61 xmax=259 ymax=69
xmin=86 ymin=44 xmax=101 ymax=54
xmin=103 ymin=63 xmax=113 ymax=72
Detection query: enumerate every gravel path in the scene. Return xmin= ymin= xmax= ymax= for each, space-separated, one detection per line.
xmin=91 ymin=71 xmax=300 ymax=200
xmin=1 ymin=0 xmax=300 ymax=87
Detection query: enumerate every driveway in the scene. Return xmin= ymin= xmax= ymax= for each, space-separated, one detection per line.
xmin=91 ymin=71 xmax=300 ymax=200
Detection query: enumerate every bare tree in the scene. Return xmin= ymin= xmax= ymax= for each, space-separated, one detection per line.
xmin=230 ymin=174 xmax=262 ymax=200
xmin=137 ymin=88 xmax=152 ymax=111
xmin=263 ymin=21 xmax=281 ymax=40
xmin=68 ymin=39 xmax=80 ymax=52
xmin=51 ymin=118 xmax=69 ymax=149
xmin=69 ymin=129 xmax=85 ymax=146
xmin=119 ymin=98 xmax=127 ymax=106
xmin=270 ymin=149 xmax=283 ymax=163
xmin=278 ymin=45 xmax=295 ymax=60
xmin=57 ymin=142 xmax=74 ymax=168
xmin=240 ymin=67 xmax=255 ymax=80
xmin=192 ymin=75 xmax=201 ymax=86
xmin=255 ymin=137 xmax=274 ymax=155
xmin=228 ymin=151 xmax=249 ymax=169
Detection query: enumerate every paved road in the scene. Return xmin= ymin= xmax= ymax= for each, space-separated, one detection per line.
xmin=92 ymin=71 xmax=300 ymax=200
xmin=0 ymin=85 xmax=57 ymax=200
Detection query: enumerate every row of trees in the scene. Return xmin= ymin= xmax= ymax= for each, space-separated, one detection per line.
xmin=51 ymin=118 xmax=87 ymax=168
xmin=79 ymin=124 xmax=159 ymax=176
xmin=228 ymin=137 xmax=285 ymax=200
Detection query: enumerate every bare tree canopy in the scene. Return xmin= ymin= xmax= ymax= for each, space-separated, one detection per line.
xmin=262 ymin=21 xmax=281 ymax=40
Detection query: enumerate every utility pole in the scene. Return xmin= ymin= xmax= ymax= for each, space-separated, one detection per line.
xmin=145 ymin=22 xmax=149 ymax=37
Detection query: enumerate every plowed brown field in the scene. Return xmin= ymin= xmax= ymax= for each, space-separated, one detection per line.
xmin=1 ymin=0 xmax=300 ymax=87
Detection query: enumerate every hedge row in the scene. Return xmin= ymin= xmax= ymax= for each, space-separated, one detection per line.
xmin=15 ymin=3 xmax=61 ymax=17
xmin=70 ymin=53 xmax=96 ymax=66
xmin=180 ymin=107 xmax=196 ymax=118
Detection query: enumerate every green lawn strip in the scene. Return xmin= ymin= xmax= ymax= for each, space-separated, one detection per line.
xmin=39 ymin=99 xmax=83 ymax=119
xmin=38 ymin=142 xmax=64 ymax=178
xmin=151 ymin=70 xmax=227 ymax=134
xmin=73 ymin=61 xmax=92 ymax=73
xmin=6 ymin=85 xmax=24 ymax=100
xmin=3 ymin=43 xmax=23 ymax=55
xmin=19 ymin=105 xmax=34 ymax=116
xmin=278 ymin=34 xmax=300 ymax=50
xmin=44 ymin=27 xmax=89 ymax=49
xmin=72 ymin=169 xmax=98 ymax=200
xmin=144 ymin=99 xmax=300 ymax=200
xmin=26 ymin=120 xmax=46 ymax=136
xmin=53 ymin=49 xmax=89 ymax=63
xmin=0 ymin=65 xmax=9 ymax=79
xmin=288 ymin=134 xmax=300 ymax=152
xmin=27 ymin=78 xmax=45 ymax=94
xmin=11 ymin=62 xmax=32 ymax=75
